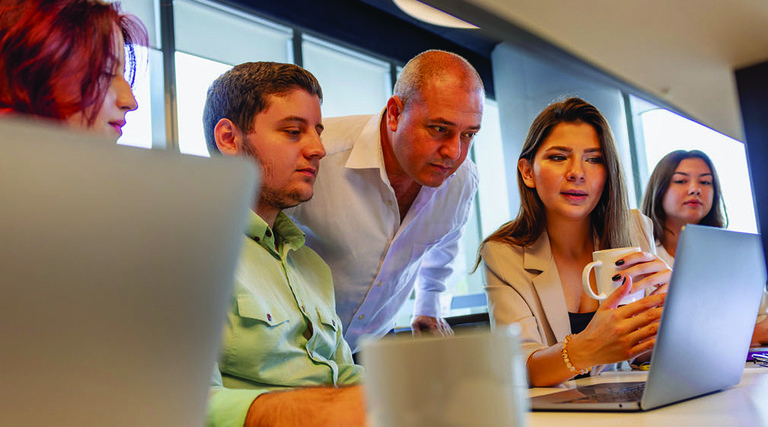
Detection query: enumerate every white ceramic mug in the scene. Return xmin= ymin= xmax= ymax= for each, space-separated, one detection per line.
xmin=360 ymin=326 xmax=528 ymax=427
xmin=582 ymin=246 xmax=644 ymax=305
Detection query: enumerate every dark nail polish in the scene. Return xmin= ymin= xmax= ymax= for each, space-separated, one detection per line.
xmin=615 ymin=259 xmax=625 ymax=266
xmin=612 ymin=274 xmax=621 ymax=281
xmin=622 ymin=276 xmax=627 ymax=285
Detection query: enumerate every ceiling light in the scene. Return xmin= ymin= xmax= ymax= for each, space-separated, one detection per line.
xmin=393 ymin=0 xmax=478 ymax=29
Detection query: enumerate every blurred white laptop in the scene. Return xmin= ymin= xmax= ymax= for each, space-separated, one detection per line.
xmin=532 ymin=224 xmax=766 ymax=411
xmin=0 ymin=117 xmax=258 ymax=426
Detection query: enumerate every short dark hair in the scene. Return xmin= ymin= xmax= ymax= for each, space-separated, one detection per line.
xmin=641 ymin=149 xmax=727 ymax=244
xmin=203 ymin=62 xmax=323 ymax=155
xmin=0 ymin=0 xmax=147 ymax=123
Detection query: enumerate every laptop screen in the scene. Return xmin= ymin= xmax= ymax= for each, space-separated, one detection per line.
xmin=0 ymin=117 xmax=259 ymax=426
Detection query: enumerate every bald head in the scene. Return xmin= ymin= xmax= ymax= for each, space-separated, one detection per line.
xmin=393 ymin=50 xmax=485 ymax=110
xmin=382 ymin=50 xmax=484 ymax=190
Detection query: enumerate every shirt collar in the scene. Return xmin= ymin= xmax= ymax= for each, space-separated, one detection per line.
xmin=245 ymin=210 xmax=306 ymax=253
xmin=346 ymin=109 xmax=387 ymax=171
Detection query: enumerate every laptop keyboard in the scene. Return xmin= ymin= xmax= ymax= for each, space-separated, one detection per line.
xmin=576 ymin=383 xmax=646 ymax=402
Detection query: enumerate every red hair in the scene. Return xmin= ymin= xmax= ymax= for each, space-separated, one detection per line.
xmin=0 ymin=0 xmax=148 ymax=124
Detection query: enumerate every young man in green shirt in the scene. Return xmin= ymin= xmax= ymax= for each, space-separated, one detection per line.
xmin=202 ymin=62 xmax=364 ymax=427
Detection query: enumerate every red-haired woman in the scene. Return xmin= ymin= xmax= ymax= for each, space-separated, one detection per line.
xmin=0 ymin=0 xmax=148 ymax=141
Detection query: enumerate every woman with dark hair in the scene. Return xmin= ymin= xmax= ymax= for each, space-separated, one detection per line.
xmin=479 ymin=98 xmax=671 ymax=386
xmin=641 ymin=150 xmax=726 ymax=265
xmin=642 ymin=150 xmax=768 ymax=346
xmin=0 ymin=0 xmax=148 ymax=141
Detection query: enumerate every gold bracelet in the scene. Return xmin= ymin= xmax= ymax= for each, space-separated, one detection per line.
xmin=561 ymin=334 xmax=590 ymax=375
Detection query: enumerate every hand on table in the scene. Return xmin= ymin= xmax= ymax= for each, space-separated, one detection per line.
xmin=411 ymin=315 xmax=453 ymax=337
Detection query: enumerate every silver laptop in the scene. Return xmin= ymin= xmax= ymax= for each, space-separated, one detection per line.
xmin=532 ymin=224 xmax=767 ymax=411
xmin=0 ymin=118 xmax=258 ymax=426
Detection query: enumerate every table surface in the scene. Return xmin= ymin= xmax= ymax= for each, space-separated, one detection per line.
xmin=527 ymin=364 xmax=768 ymax=426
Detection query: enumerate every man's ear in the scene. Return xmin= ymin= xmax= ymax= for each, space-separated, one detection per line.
xmin=214 ymin=118 xmax=240 ymax=155
xmin=518 ymin=158 xmax=536 ymax=188
xmin=385 ymin=95 xmax=404 ymax=132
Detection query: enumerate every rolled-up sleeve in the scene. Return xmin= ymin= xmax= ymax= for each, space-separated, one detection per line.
xmin=413 ymin=227 xmax=462 ymax=317
xmin=413 ymin=165 xmax=478 ymax=318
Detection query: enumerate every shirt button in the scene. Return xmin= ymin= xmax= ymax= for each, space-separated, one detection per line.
xmin=265 ymin=229 xmax=272 ymax=237
xmin=266 ymin=313 xmax=272 ymax=321
xmin=375 ymin=281 xmax=382 ymax=287
xmin=358 ymin=314 xmax=365 ymax=320
xmin=387 ymin=200 xmax=394 ymax=206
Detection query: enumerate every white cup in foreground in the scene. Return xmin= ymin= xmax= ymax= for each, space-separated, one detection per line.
xmin=582 ymin=246 xmax=644 ymax=305
xmin=360 ymin=326 xmax=528 ymax=427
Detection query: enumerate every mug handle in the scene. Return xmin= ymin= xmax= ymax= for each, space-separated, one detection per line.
xmin=582 ymin=261 xmax=607 ymax=300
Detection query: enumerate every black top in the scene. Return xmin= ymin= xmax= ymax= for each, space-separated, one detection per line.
xmin=568 ymin=311 xmax=596 ymax=335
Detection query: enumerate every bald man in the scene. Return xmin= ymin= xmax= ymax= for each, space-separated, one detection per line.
xmin=288 ymin=50 xmax=485 ymax=352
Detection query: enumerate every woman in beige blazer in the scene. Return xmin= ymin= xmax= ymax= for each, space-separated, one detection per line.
xmin=480 ymin=98 xmax=671 ymax=387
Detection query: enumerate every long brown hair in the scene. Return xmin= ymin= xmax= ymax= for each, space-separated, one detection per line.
xmin=641 ymin=149 xmax=727 ymax=244
xmin=477 ymin=97 xmax=631 ymax=264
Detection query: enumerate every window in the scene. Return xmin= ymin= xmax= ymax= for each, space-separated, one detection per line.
xmin=174 ymin=53 xmax=231 ymax=156
xmin=302 ymin=36 xmax=392 ymax=118
xmin=173 ymin=0 xmax=293 ymax=66
xmin=474 ymin=100 xmax=510 ymax=237
xmin=113 ymin=0 xmax=159 ymax=149
xmin=118 ymin=45 xmax=154 ymax=149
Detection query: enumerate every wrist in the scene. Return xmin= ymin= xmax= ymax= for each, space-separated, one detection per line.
xmin=561 ymin=334 xmax=591 ymax=376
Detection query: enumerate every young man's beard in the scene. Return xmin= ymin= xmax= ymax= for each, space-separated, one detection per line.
xmin=259 ymin=186 xmax=312 ymax=211
xmin=242 ymin=137 xmax=314 ymax=212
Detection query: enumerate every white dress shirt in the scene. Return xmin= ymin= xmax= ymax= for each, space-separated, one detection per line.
xmin=288 ymin=111 xmax=478 ymax=352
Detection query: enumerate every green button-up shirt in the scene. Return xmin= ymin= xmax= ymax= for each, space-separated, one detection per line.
xmin=207 ymin=211 xmax=362 ymax=426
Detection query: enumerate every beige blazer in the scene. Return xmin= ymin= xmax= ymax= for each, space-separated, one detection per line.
xmin=481 ymin=210 xmax=655 ymax=363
